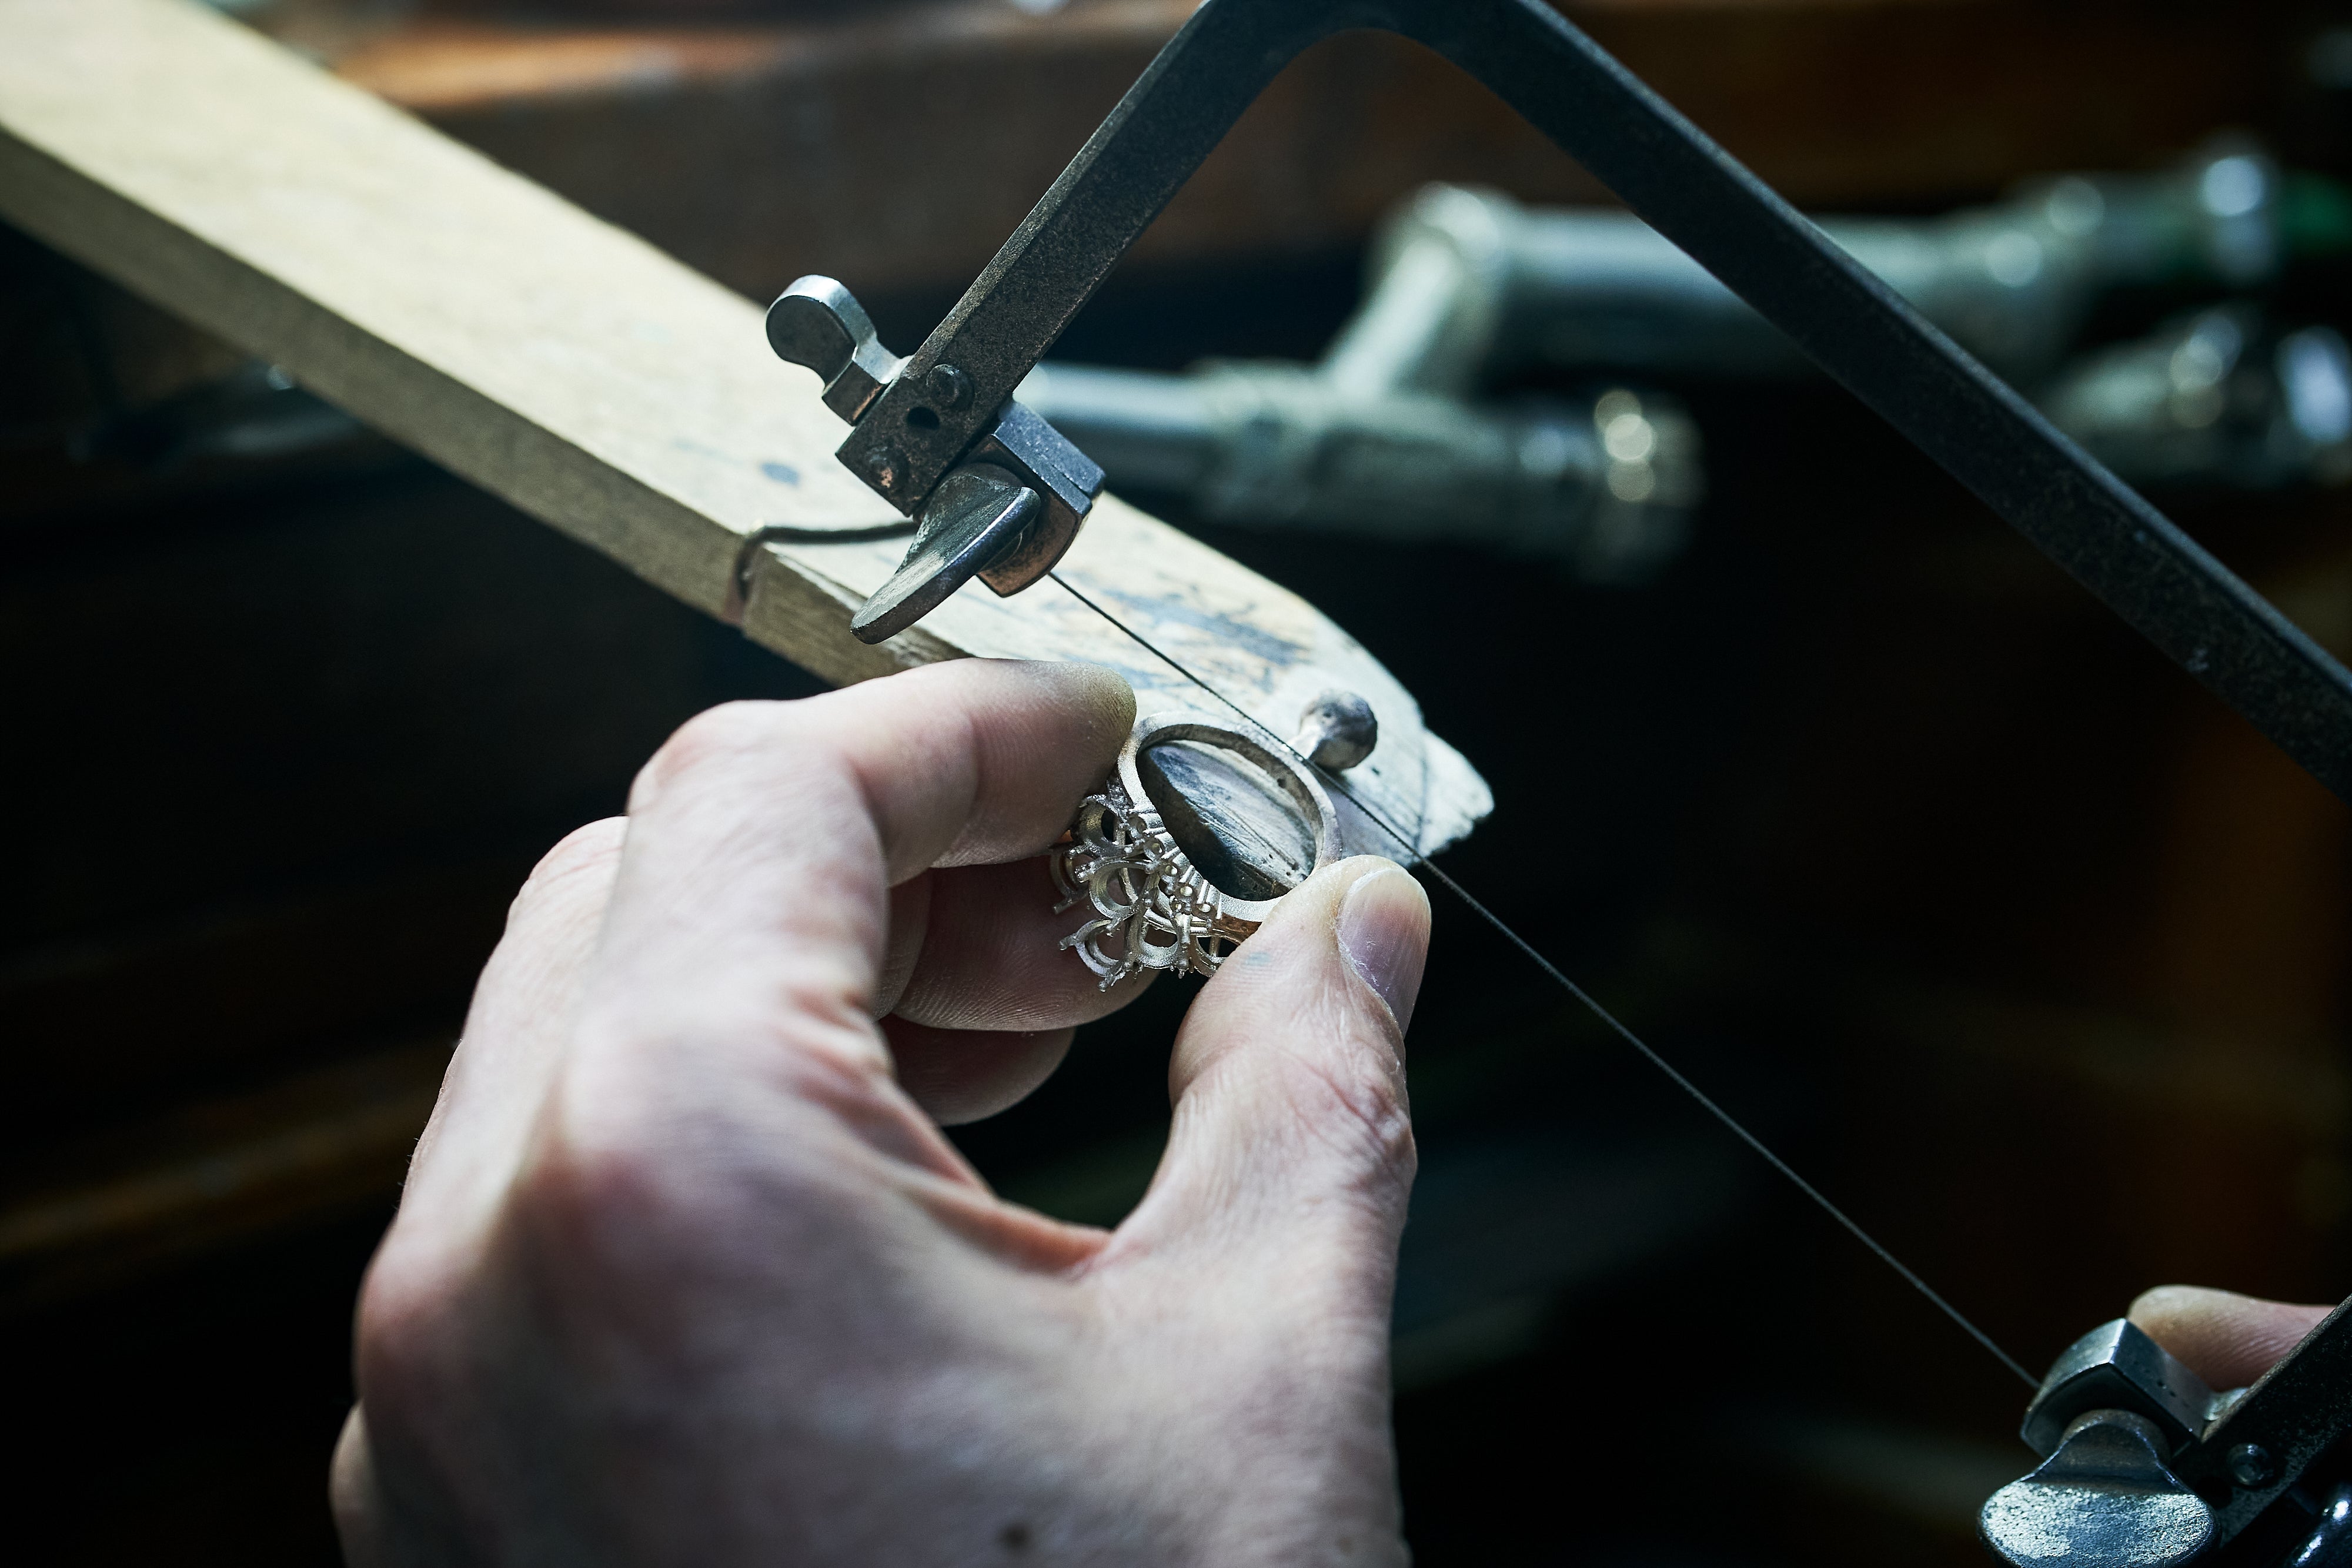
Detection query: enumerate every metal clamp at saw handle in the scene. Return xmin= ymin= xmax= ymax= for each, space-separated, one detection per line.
xmin=766 ymin=277 xmax=1103 ymax=644
xmin=1982 ymin=1300 xmax=2352 ymax=1568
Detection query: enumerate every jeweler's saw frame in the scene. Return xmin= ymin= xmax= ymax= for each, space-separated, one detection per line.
xmin=780 ymin=0 xmax=2352 ymax=816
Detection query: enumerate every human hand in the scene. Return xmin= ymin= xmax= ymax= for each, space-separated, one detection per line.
xmin=2131 ymin=1285 xmax=2336 ymax=1389
xmin=332 ymin=658 xmax=1432 ymax=1567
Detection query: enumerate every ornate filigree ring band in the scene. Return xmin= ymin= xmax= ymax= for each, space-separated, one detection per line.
xmin=1049 ymin=713 xmax=1340 ymax=988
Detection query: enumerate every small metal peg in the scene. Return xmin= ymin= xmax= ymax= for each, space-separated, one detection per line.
xmin=1291 ymin=690 xmax=1378 ymax=771
xmin=2226 ymin=1442 xmax=2278 ymax=1488
xmin=927 ymin=363 xmax=974 ymax=410
xmin=766 ymin=275 xmax=901 ymax=423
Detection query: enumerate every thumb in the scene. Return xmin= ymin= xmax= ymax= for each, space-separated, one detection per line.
xmin=1120 ymin=857 xmax=1430 ymax=1286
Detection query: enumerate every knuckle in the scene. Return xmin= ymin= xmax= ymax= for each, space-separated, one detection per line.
xmin=503 ymin=1021 xmax=900 ymax=1295
xmin=349 ymin=1236 xmax=473 ymax=1442
xmin=507 ymin=1119 xmax=672 ymax=1285
xmin=629 ymin=699 xmax=790 ymax=811
xmin=504 ymin=1061 xmax=723 ymax=1284
xmin=512 ymin=818 xmax=625 ymax=911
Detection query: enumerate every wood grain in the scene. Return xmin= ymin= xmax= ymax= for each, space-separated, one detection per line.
xmin=0 ymin=0 xmax=1487 ymax=855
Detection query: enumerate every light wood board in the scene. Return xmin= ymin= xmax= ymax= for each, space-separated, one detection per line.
xmin=0 ymin=0 xmax=1488 ymax=855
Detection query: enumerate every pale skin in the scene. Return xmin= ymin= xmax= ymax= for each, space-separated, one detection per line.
xmin=333 ymin=658 xmax=1434 ymax=1567
xmin=329 ymin=656 xmax=2330 ymax=1566
xmin=2130 ymin=1286 xmax=2335 ymax=1392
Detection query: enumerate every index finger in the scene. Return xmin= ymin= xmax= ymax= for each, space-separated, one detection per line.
xmin=587 ymin=658 xmax=1132 ymax=1080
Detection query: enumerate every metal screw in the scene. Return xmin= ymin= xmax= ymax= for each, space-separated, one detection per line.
xmin=2227 ymin=1442 xmax=2278 ymax=1488
xmin=927 ymin=363 xmax=974 ymax=410
xmin=864 ymin=444 xmax=903 ymax=492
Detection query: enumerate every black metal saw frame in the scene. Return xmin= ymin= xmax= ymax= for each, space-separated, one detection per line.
xmin=837 ymin=0 xmax=2352 ymax=803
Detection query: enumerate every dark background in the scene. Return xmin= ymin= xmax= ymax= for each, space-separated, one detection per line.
xmin=6 ymin=0 xmax=2351 ymax=1562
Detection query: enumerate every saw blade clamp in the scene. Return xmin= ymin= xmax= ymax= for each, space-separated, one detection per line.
xmin=766 ymin=275 xmax=1103 ymax=644
xmin=1983 ymin=1303 xmax=2352 ymax=1568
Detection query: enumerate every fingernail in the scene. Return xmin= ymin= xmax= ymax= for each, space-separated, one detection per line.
xmin=1337 ymin=865 xmax=1431 ymax=1030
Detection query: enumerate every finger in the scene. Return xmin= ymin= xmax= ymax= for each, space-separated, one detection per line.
xmin=329 ymin=1407 xmax=390 ymax=1568
xmin=889 ymin=858 xmax=1154 ymax=1031
xmin=626 ymin=659 xmax=1132 ymax=880
xmin=601 ymin=660 xmax=1128 ymax=1031
xmin=873 ymin=875 xmax=931 ymax=1019
xmin=393 ymin=817 xmax=627 ymax=1239
xmin=574 ymin=660 xmax=1130 ymax=1162
xmin=1117 ymin=857 xmax=1430 ymax=1294
xmin=2130 ymin=1285 xmax=2336 ymax=1388
xmin=882 ymin=1016 xmax=1075 ymax=1126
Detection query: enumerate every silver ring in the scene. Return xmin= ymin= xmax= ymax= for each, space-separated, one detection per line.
xmin=1050 ymin=713 xmax=1339 ymax=988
